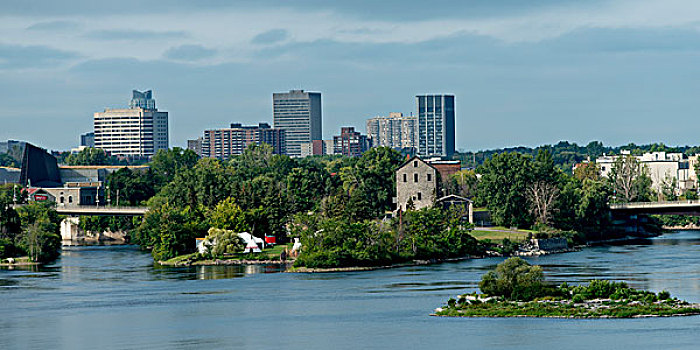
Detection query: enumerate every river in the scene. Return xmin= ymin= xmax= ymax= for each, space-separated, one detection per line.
xmin=1 ymin=230 xmax=699 ymax=350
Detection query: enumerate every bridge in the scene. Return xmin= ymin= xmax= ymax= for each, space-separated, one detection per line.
xmin=55 ymin=206 xmax=149 ymax=216
xmin=12 ymin=204 xmax=149 ymax=216
xmin=609 ymin=200 xmax=700 ymax=216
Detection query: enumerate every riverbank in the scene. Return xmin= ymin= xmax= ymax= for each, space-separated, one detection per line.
xmin=0 ymin=256 xmax=40 ymax=267
xmin=287 ymin=257 xmax=471 ymax=273
xmin=433 ymin=299 xmax=700 ymax=319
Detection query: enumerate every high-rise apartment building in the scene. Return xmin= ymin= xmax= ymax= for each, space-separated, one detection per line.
xmin=187 ymin=137 xmax=203 ymax=157
xmin=201 ymin=123 xmax=286 ymax=160
xmin=333 ymin=127 xmax=371 ymax=157
xmin=416 ymin=94 xmax=455 ymax=158
xmin=94 ymin=90 xmax=169 ymax=157
xmin=80 ymin=132 xmax=95 ymax=148
xmin=273 ymin=90 xmax=322 ymax=157
xmin=366 ymin=112 xmax=416 ymax=151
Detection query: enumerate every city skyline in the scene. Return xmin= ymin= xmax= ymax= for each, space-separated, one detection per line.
xmin=4 ymin=1 xmax=700 ymax=151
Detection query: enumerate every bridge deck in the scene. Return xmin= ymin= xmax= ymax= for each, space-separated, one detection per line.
xmin=610 ymin=200 xmax=700 ymax=216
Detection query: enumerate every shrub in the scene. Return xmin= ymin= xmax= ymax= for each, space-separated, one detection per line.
xmin=572 ymin=294 xmax=585 ymax=303
xmin=658 ymin=290 xmax=671 ymax=300
xmin=479 ymin=257 xmax=548 ymax=301
xmin=447 ymin=298 xmax=456 ymax=308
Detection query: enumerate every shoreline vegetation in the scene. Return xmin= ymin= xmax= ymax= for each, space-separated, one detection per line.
xmin=433 ymin=257 xmax=700 ymax=319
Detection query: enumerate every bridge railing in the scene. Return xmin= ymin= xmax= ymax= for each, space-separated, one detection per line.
xmin=610 ymin=200 xmax=700 ymax=209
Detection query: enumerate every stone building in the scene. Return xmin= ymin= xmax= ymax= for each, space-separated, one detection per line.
xmin=396 ymin=156 xmax=437 ymax=211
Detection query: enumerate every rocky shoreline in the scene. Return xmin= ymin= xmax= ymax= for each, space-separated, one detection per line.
xmin=286 ymin=257 xmax=472 ymax=273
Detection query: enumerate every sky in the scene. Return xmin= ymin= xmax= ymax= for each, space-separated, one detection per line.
xmin=2 ymin=0 xmax=700 ymax=152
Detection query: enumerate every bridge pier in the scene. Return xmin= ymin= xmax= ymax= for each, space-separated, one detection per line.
xmin=60 ymin=216 xmax=128 ymax=245
xmin=61 ymin=217 xmax=81 ymax=241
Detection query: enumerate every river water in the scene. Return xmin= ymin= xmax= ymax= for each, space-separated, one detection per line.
xmin=1 ymin=230 xmax=699 ymax=350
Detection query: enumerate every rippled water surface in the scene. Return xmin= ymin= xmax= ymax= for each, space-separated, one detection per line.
xmin=1 ymin=231 xmax=699 ymax=349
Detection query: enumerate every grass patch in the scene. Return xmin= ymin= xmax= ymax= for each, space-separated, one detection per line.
xmin=470 ymin=230 xmax=529 ymax=243
xmin=436 ymin=300 xmax=700 ymax=318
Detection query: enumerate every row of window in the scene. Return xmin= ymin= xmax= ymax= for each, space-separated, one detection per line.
xmin=402 ymin=172 xmax=432 ymax=183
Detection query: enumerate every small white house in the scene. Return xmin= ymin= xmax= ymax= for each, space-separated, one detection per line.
xmin=195 ymin=232 xmax=265 ymax=254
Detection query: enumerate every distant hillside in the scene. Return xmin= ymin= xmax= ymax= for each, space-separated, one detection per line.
xmin=454 ymin=141 xmax=700 ymax=172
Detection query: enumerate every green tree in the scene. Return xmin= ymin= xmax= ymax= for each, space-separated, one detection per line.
xmin=477 ymin=152 xmax=534 ymax=227
xmin=204 ymin=227 xmax=245 ymax=257
xmin=608 ymin=154 xmax=651 ymax=203
xmin=65 ymin=147 xmax=111 ymax=165
xmin=0 ymin=153 xmax=19 ymax=167
xmin=478 ymin=257 xmax=547 ymax=301
xmin=339 ymin=147 xmax=403 ymax=220
xmin=107 ymin=168 xmax=155 ymax=206
xmin=209 ymin=197 xmax=249 ymax=232
xmin=134 ymin=204 xmax=207 ymax=261
xmin=149 ymin=147 xmax=199 ymax=190
xmin=14 ymin=202 xmax=62 ymax=262
xmin=21 ymin=222 xmax=61 ymax=262
xmin=447 ymin=169 xmax=478 ymax=198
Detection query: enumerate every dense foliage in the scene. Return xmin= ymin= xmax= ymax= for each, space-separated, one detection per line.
xmin=0 ymin=153 xmax=19 ymax=167
xmin=293 ymin=207 xmax=481 ymax=268
xmin=204 ymin=228 xmax=245 ymax=258
xmin=1 ymin=186 xmax=62 ymax=262
xmin=454 ymin=140 xmax=700 ymax=172
xmin=478 ymin=257 xmax=551 ymax=301
xmin=126 ymin=145 xmax=406 ymax=261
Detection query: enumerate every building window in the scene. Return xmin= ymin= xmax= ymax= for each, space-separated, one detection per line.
xmin=403 ymin=173 xmax=407 ymax=182
xmin=60 ymin=197 xmax=64 ymax=203
xmin=417 ymin=192 xmax=422 ymax=200
xmin=413 ymin=161 xmax=418 ymax=167
xmin=427 ymin=173 xmax=432 ymax=181
xmin=414 ymin=173 xmax=418 ymax=182
xmin=68 ymin=196 xmax=73 ymax=203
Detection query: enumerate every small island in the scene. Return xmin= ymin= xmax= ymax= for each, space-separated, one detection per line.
xmin=434 ymin=257 xmax=700 ymax=318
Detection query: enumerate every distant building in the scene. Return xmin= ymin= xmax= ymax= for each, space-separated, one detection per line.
xmin=333 ymin=127 xmax=371 ymax=157
xmin=301 ymin=139 xmax=336 ymax=157
xmin=273 ymin=90 xmax=322 ymax=157
xmin=425 ymin=158 xmax=462 ymax=184
xmin=94 ymin=90 xmax=169 ymax=157
xmin=201 ymin=123 xmax=286 ymax=160
xmin=80 ymin=132 xmax=95 ymax=148
xmin=396 ymin=156 xmax=438 ymax=211
xmin=416 ymin=94 xmax=455 ymax=158
xmin=366 ymin=112 xmax=416 ymax=151
xmin=187 ymin=137 xmax=203 ymax=157
xmin=596 ymin=151 xmax=697 ymax=195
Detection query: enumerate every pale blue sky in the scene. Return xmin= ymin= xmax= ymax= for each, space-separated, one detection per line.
xmin=1 ymin=0 xmax=700 ymax=151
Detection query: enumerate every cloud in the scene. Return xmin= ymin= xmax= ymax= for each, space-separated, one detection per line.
xmin=0 ymin=44 xmax=80 ymax=69
xmin=0 ymin=0 xmax=604 ymax=21
xmin=84 ymin=29 xmax=188 ymax=41
xmin=542 ymin=26 xmax=700 ymax=52
xmin=164 ymin=44 xmax=216 ymax=61
xmin=26 ymin=20 xmax=81 ymax=32
xmin=252 ymin=29 xmax=289 ymax=44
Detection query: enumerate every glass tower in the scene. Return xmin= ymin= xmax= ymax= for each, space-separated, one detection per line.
xmin=416 ymin=94 xmax=455 ymax=158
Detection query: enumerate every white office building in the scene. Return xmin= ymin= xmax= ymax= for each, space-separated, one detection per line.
xmin=94 ymin=90 xmax=169 ymax=157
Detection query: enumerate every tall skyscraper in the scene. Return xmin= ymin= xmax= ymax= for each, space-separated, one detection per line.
xmin=416 ymin=94 xmax=455 ymax=158
xmin=273 ymin=90 xmax=322 ymax=157
xmin=366 ymin=112 xmax=416 ymax=151
xmin=94 ymin=90 xmax=169 ymax=157
xmin=201 ymin=123 xmax=286 ymax=160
